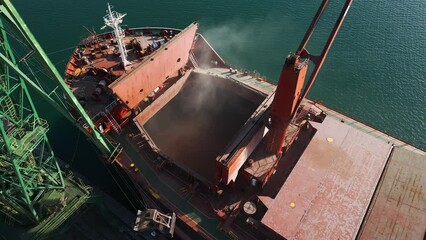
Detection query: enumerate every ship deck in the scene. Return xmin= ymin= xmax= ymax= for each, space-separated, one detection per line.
xmin=116 ymin=101 xmax=426 ymax=240
xmin=62 ymin=23 xmax=426 ymax=239
xmin=259 ymin=116 xmax=393 ymax=239
xmin=358 ymin=148 xmax=426 ymax=239
xmin=112 ymin=130 xmax=230 ymax=240
xmin=64 ymin=27 xmax=183 ymax=117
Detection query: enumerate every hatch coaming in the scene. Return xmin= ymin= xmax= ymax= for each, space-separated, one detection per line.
xmin=109 ymin=23 xmax=199 ymax=109
xmin=133 ymin=71 xmax=269 ymax=185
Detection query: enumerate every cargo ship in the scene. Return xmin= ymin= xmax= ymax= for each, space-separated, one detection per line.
xmin=0 ymin=1 xmax=163 ymax=238
xmin=59 ymin=1 xmax=425 ymax=239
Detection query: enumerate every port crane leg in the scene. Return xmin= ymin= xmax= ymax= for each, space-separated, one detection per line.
xmin=266 ymin=0 xmax=353 ymax=156
xmin=0 ymin=12 xmax=65 ymax=223
xmin=0 ymin=0 xmax=120 ymax=160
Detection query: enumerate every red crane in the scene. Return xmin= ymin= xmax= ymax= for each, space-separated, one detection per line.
xmin=266 ymin=0 xmax=353 ymax=156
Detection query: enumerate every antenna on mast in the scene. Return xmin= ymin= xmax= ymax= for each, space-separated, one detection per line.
xmin=101 ymin=3 xmax=130 ymax=68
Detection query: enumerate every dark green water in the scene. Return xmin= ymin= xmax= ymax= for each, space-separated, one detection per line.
xmin=13 ymin=0 xmax=425 ymax=155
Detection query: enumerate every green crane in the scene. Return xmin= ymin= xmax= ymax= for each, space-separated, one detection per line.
xmin=0 ymin=0 xmax=91 ymax=232
xmin=0 ymin=9 xmax=64 ymax=225
xmin=0 ymin=0 xmax=121 ymax=162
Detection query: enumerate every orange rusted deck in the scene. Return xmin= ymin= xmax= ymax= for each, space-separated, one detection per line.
xmin=259 ymin=116 xmax=393 ymax=239
xmin=358 ymin=148 xmax=426 ymax=240
xmin=63 ymin=25 xmax=193 ymax=118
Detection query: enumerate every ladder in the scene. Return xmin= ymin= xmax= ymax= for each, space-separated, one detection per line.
xmin=189 ymin=50 xmax=199 ymax=68
xmin=104 ymin=101 xmax=122 ymax=133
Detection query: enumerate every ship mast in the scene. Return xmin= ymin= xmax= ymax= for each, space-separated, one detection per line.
xmin=102 ymin=3 xmax=129 ymax=67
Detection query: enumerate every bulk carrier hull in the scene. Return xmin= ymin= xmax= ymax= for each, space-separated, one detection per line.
xmin=62 ymin=3 xmax=426 ymax=239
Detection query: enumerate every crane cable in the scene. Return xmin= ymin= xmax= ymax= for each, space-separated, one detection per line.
xmin=67 ymin=130 xmax=81 ymax=167
xmin=109 ymin=160 xmax=148 ymax=209
xmin=88 ymin=141 xmax=148 ymax=210
xmin=46 ymin=46 xmax=77 ymax=56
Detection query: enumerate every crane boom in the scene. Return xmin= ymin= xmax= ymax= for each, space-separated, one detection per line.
xmin=266 ymin=0 xmax=353 ymax=156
